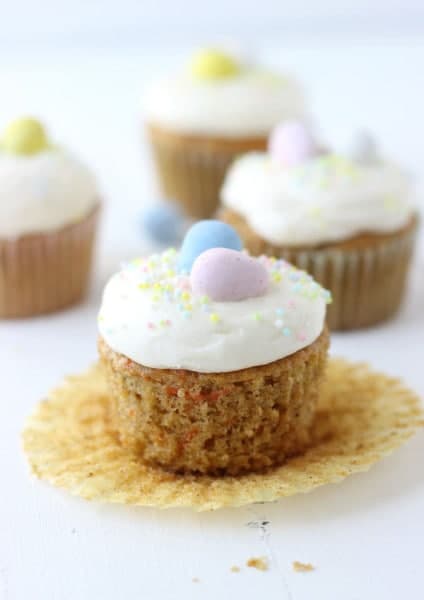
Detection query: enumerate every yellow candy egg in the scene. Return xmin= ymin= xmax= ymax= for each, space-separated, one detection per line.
xmin=2 ymin=117 xmax=49 ymax=155
xmin=190 ymin=49 xmax=240 ymax=80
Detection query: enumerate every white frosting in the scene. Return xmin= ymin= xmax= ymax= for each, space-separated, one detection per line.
xmin=98 ymin=249 xmax=329 ymax=373
xmin=0 ymin=150 xmax=98 ymax=238
xmin=144 ymin=69 xmax=306 ymax=137
xmin=221 ymin=153 xmax=414 ymax=246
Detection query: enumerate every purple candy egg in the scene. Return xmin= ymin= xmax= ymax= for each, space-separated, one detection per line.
xmin=190 ymin=248 xmax=269 ymax=302
xmin=268 ymin=121 xmax=315 ymax=167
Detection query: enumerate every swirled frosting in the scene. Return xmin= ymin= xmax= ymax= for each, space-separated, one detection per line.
xmin=98 ymin=248 xmax=330 ymax=373
xmin=0 ymin=150 xmax=98 ymax=238
xmin=144 ymin=69 xmax=306 ymax=137
xmin=221 ymin=153 xmax=414 ymax=246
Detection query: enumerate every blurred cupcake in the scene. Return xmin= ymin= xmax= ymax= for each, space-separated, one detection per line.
xmin=98 ymin=221 xmax=330 ymax=476
xmin=220 ymin=123 xmax=418 ymax=330
xmin=0 ymin=117 xmax=100 ymax=318
xmin=144 ymin=48 xmax=306 ymax=219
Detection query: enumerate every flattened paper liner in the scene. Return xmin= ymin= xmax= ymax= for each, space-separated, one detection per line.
xmin=23 ymin=359 xmax=423 ymax=511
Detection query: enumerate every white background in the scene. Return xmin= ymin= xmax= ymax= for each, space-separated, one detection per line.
xmin=1 ymin=4 xmax=424 ymax=600
xmin=1 ymin=1 xmax=424 ymax=45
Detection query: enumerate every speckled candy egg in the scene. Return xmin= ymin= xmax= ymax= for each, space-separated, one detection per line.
xmin=268 ymin=121 xmax=316 ymax=167
xmin=178 ymin=220 xmax=242 ymax=272
xmin=189 ymin=48 xmax=240 ymax=80
xmin=141 ymin=202 xmax=186 ymax=245
xmin=2 ymin=117 xmax=49 ymax=155
xmin=191 ymin=248 xmax=269 ymax=302
xmin=348 ymin=131 xmax=379 ymax=165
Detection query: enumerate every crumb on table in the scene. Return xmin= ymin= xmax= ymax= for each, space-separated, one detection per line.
xmin=192 ymin=577 xmax=200 ymax=583
xmin=246 ymin=556 xmax=269 ymax=571
xmin=293 ymin=561 xmax=315 ymax=572
xmin=230 ymin=566 xmax=240 ymax=573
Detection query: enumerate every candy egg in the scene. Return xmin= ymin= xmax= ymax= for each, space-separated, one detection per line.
xmin=178 ymin=220 xmax=242 ymax=272
xmin=348 ymin=131 xmax=379 ymax=165
xmin=191 ymin=248 xmax=269 ymax=302
xmin=268 ymin=121 xmax=316 ymax=167
xmin=141 ymin=202 xmax=186 ymax=245
xmin=2 ymin=117 xmax=49 ymax=155
xmin=189 ymin=49 xmax=240 ymax=80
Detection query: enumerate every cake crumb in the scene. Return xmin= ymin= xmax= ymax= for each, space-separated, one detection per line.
xmin=246 ymin=556 xmax=269 ymax=571
xmin=293 ymin=561 xmax=315 ymax=572
xmin=230 ymin=566 xmax=240 ymax=573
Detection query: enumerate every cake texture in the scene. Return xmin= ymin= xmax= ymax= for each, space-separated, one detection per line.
xmin=220 ymin=125 xmax=418 ymax=329
xmin=98 ymin=223 xmax=331 ymax=475
xmin=144 ymin=49 xmax=307 ymax=218
xmin=0 ymin=117 xmax=99 ymax=317
xmin=99 ymin=329 xmax=328 ymax=475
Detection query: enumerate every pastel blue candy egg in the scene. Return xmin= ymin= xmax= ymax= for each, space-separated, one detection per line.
xmin=141 ymin=202 xmax=185 ymax=245
xmin=178 ymin=220 xmax=242 ymax=272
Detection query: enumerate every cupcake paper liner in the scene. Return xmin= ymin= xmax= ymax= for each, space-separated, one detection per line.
xmin=22 ymin=358 xmax=423 ymax=511
xmin=147 ymin=124 xmax=267 ymax=219
xmin=221 ymin=209 xmax=418 ymax=330
xmin=280 ymin=231 xmax=416 ymax=330
xmin=0 ymin=207 xmax=99 ymax=318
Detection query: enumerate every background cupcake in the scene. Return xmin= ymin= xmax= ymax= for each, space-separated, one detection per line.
xmin=0 ymin=117 xmax=100 ymax=318
xmin=98 ymin=221 xmax=330 ymax=476
xmin=144 ymin=48 xmax=306 ymax=219
xmin=220 ymin=123 xmax=418 ymax=330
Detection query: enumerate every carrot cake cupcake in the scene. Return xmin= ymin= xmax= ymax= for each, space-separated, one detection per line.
xmin=144 ymin=48 xmax=306 ymax=219
xmin=0 ymin=117 xmax=100 ymax=318
xmin=98 ymin=220 xmax=330 ymax=476
xmin=220 ymin=123 xmax=418 ymax=330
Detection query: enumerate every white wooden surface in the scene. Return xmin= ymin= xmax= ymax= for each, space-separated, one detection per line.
xmin=1 ymin=40 xmax=424 ymax=600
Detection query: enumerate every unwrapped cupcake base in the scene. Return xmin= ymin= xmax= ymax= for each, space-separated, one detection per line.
xmin=0 ymin=208 xmax=99 ymax=318
xmin=22 ymin=359 xmax=423 ymax=511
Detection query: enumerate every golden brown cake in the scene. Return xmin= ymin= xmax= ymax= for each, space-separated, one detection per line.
xmin=99 ymin=329 xmax=328 ymax=475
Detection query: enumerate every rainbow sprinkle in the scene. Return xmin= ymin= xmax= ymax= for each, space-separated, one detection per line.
xmin=118 ymin=249 xmax=332 ymax=337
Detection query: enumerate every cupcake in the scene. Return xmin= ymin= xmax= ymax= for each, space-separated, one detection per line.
xmin=144 ymin=48 xmax=306 ymax=219
xmin=220 ymin=123 xmax=418 ymax=330
xmin=98 ymin=221 xmax=330 ymax=476
xmin=0 ymin=117 xmax=100 ymax=318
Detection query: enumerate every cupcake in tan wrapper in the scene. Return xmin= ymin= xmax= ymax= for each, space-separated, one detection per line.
xmin=220 ymin=124 xmax=418 ymax=330
xmin=0 ymin=117 xmax=100 ymax=318
xmin=98 ymin=222 xmax=331 ymax=475
xmin=144 ymin=49 xmax=307 ymax=219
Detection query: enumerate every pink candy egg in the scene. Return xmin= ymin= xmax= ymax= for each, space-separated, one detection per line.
xmin=268 ymin=121 xmax=316 ymax=167
xmin=190 ymin=248 xmax=269 ymax=302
